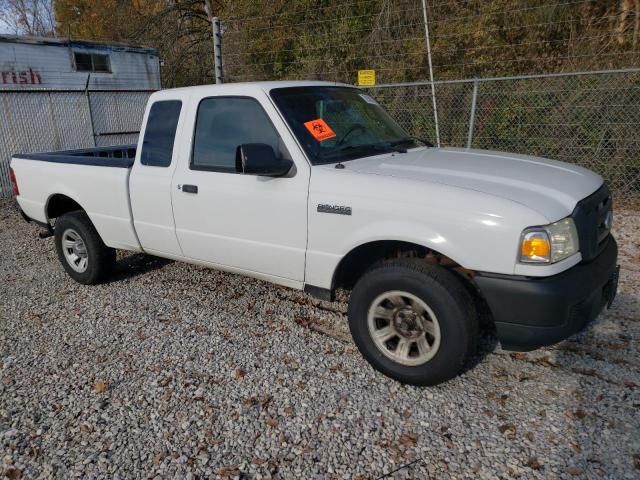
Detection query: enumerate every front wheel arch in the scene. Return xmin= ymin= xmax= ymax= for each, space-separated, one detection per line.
xmin=332 ymin=240 xmax=471 ymax=291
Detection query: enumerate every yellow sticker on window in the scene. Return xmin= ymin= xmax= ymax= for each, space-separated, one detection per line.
xmin=304 ymin=118 xmax=337 ymax=142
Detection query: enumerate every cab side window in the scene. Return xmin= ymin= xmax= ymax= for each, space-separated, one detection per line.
xmin=140 ymin=100 xmax=182 ymax=167
xmin=191 ymin=97 xmax=288 ymax=172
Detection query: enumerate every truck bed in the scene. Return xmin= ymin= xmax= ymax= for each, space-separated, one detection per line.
xmin=11 ymin=144 xmax=142 ymax=252
xmin=15 ymin=144 xmax=137 ymax=168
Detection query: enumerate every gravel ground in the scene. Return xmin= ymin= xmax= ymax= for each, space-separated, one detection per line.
xmin=1 ymin=199 xmax=638 ymax=480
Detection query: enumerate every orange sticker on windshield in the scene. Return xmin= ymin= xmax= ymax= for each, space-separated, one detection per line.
xmin=304 ymin=118 xmax=336 ymax=142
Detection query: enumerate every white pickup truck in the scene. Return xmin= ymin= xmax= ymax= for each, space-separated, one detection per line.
xmin=10 ymin=81 xmax=618 ymax=385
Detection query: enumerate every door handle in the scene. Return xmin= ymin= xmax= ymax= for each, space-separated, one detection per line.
xmin=181 ymin=184 xmax=198 ymax=194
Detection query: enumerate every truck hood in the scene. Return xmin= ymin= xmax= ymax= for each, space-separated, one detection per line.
xmin=341 ymin=147 xmax=603 ymax=221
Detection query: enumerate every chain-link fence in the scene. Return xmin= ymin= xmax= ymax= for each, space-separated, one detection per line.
xmin=0 ymin=89 xmax=153 ymax=198
xmin=365 ymin=68 xmax=640 ymax=204
xmin=218 ymin=1 xmax=640 ymax=206
xmin=88 ymin=91 xmax=152 ymax=147
xmin=220 ymin=1 xmax=640 ymax=84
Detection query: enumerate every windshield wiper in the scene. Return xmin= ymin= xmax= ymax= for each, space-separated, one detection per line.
xmin=388 ymin=136 xmax=434 ymax=148
xmin=315 ymin=143 xmax=397 ymax=163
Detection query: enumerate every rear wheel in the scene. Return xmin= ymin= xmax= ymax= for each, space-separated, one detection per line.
xmin=54 ymin=211 xmax=115 ymax=284
xmin=348 ymin=259 xmax=477 ymax=386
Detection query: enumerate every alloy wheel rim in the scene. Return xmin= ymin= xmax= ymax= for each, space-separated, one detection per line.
xmin=367 ymin=290 xmax=441 ymax=366
xmin=62 ymin=228 xmax=89 ymax=273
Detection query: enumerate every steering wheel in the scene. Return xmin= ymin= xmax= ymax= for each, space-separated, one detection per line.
xmin=336 ymin=123 xmax=367 ymax=146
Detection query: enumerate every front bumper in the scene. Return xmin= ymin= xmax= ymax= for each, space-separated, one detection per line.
xmin=475 ymin=237 xmax=619 ymax=351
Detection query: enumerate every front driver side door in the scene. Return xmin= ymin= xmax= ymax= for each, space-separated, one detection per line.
xmin=170 ymin=94 xmax=309 ymax=284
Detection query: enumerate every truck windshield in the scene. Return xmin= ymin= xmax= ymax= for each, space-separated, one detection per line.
xmin=270 ymin=86 xmax=427 ymax=165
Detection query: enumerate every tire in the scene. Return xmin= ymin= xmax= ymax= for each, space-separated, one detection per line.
xmin=54 ymin=211 xmax=115 ymax=285
xmin=347 ymin=258 xmax=477 ymax=386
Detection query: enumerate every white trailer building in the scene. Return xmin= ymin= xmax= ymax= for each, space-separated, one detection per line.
xmin=0 ymin=35 xmax=161 ymax=197
xmin=0 ymin=35 xmax=160 ymax=90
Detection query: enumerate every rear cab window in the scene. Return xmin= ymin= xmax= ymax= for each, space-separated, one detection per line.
xmin=140 ymin=100 xmax=182 ymax=167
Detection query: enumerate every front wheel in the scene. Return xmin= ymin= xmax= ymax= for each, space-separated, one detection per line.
xmin=347 ymin=259 xmax=477 ymax=386
xmin=54 ymin=211 xmax=115 ymax=285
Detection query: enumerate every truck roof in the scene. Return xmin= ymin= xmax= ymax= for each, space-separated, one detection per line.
xmin=155 ymin=80 xmax=355 ymax=96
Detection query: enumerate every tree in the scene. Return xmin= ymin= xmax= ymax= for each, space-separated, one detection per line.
xmin=53 ymin=0 xmax=223 ymax=87
xmin=54 ymin=0 xmax=134 ymax=41
xmin=0 ymin=0 xmax=55 ymax=36
xmin=18 ymin=0 xmax=640 ymax=87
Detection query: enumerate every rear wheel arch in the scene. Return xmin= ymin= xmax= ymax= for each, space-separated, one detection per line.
xmin=45 ymin=194 xmax=108 ymax=252
xmin=45 ymin=193 xmax=85 ymax=221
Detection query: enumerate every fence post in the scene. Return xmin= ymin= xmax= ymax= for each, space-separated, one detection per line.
xmin=466 ymin=78 xmax=479 ymax=149
xmin=421 ymin=0 xmax=440 ymax=147
xmin=212 ymin=17 xmax=224 ymax=84
xmin=204 ymin=0 xmax=224 ymax=84
xmin=84 ymin=73 xmax=97 ymax=147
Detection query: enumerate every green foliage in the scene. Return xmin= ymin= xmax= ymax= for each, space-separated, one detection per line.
xmin=222 ymin=0 xmax=639 ymax=84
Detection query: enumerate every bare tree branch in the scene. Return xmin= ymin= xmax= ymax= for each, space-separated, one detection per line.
xmin=0 ymin=0 xmax=55 ymax=36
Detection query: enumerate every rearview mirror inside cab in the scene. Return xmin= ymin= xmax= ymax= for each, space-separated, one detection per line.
xmin=236 ymin=143 xmax=293 ymax=177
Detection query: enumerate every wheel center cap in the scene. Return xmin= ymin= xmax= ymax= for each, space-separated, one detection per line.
xmin=394 ymin=308 xmax=421 ymax=337
xmin=73 ymin=241 xmax=85 ymax=256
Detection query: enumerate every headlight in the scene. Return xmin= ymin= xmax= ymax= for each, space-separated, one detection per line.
xmin=519 ymin=217 xmax=579 ymax=264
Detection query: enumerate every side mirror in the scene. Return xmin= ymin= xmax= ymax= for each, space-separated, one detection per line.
xmin=236 ymin=143 xmax=293 ymax=177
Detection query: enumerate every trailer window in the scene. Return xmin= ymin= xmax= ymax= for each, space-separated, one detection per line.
xmin=140 ymin=100 xmax=182 ymax=167
xmin=74 ymin=52 xmax=111 ymax=73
